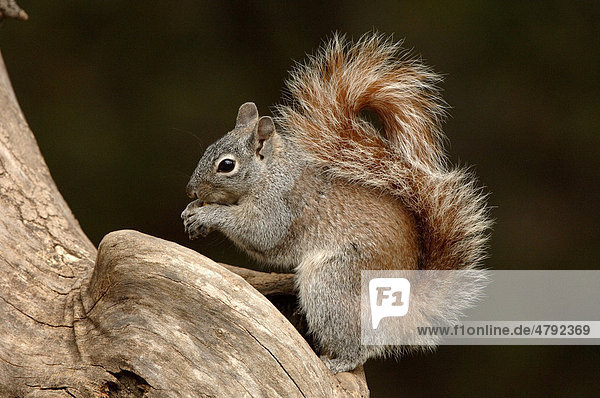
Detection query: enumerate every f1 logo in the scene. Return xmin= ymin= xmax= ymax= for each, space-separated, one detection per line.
xmin=369 ymin=278 xmax=411 ymax=329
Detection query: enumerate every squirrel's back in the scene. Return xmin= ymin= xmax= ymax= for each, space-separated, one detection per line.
xmin=276 ymin=33 xmax=490 ymax=271
xmin=293 ymin=173 xmax=420 ymax=270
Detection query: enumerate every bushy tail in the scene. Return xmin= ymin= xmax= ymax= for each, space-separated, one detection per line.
xmin=276 ymin=33 xmax=491 ymax=271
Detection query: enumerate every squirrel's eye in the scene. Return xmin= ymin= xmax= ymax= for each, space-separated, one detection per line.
xmin=217 ymin=158 xmax=236 ymax=173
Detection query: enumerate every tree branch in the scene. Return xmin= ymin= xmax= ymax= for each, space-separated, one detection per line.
xmin=0 ymin=0 xmax=28 ymax=21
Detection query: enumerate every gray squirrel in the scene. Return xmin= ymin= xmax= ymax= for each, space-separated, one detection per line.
xmin=181 ymin=34 xmax=490 ymax=373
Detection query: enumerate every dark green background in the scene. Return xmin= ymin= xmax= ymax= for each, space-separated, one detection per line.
xmin=2 ymin=1 xmax=598 ymax=397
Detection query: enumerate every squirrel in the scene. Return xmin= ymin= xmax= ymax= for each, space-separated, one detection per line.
xmin=181 ymin=34 xmax=490 ymax=374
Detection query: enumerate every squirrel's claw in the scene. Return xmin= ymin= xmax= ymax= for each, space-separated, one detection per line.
xmin=187 ymin=223 xmax=211 ymax=240
xmin=182 ymin=202 xmax=213 ymax=239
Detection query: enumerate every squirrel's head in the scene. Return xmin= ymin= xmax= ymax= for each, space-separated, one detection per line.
xmin=186 ymin=102 xmax=279 ymax=205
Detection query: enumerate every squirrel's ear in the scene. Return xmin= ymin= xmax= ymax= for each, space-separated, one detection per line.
xmin=256 ymin=116 xmax=275 ymax=141
xmin=236 ymin=102 xmax=259 ymax=127
xmin=254 ymin=116 xmax=275 ymax=159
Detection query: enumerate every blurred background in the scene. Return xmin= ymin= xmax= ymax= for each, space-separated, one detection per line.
xmin=1 ymin=1 xmax=598 ymax=396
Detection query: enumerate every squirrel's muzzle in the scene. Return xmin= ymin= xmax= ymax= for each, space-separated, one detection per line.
xmin=186 ymin=181 xmax=198 ymax=199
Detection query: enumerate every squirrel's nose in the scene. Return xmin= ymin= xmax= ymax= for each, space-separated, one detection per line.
xmin=186 ymin=182 xmax=198 ymax=199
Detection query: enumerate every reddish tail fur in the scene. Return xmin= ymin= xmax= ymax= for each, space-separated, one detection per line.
xmin=276 ymin=33 xmax=490 ymax=270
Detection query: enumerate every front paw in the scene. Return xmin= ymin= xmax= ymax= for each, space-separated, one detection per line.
xmin=185 ymin=220 xmax=213 ymax=240
xmin=181 ymin=202 xmax=215 ymax=239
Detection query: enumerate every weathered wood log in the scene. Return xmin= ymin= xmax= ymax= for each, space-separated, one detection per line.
xmin=219 ymin=263 xmax=296 ymax=297
xmin=0 ymin=32 xmax=368 ymax=396
xmin=0 ymin=0 xmax=28 ymax=21
xmin=85 ymin=229 xmax=365 ymax=397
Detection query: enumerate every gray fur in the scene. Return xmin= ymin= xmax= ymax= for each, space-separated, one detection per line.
xmin=183 ymin=104 xmax=307 ymax=267
xmin=182 ymin=34 xmax=490 ymax=374
xmin=183 ymin=103 xmax=383 ymax=373
xmin=182 ymin=103 xmax=415 ymax=373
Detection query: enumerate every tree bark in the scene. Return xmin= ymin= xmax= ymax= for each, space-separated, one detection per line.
xmin=0 ymin=38 xmax=368 ymax=398
xmin=0 ymin=0 xmax=28 ymax=21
